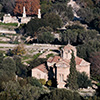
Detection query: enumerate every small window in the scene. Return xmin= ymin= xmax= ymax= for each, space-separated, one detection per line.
xmin=59 ymin=74 xmax=64 ymax=82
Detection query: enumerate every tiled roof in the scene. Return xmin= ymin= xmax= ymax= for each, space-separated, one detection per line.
xmin=64 ymin=44 xmax=76 ymax=50
xmin=75 ymin=56 xmax=83 ymax=65
xmin=47 ymin=56 xmax=83 ymax=66
xmin=33 ymin=64 xmax=48 ymax=73
xmin=47 ymin=56 xmax=61 ymax=63
xmin=47 ymin=57 xmax=53 ymax=62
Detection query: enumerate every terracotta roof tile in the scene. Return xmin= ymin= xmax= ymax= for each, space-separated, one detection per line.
xmin=47 ymin=57 xmax=53 ymax=62
xmin=64 ymin=44 xmax=75 ymax=50
xmin=52 ymin=56 xmax=61 ymax=62
xmin=47 ymin=56 xmax=61 ymax=63
xmin=75 ymin=56 xmax=83 ymax=65
xmin=33 ymin=64 xmax=48 ymax=73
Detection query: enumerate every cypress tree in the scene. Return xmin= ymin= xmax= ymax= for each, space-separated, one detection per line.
xmin=68 ymin=50 xmax=78 ymax=90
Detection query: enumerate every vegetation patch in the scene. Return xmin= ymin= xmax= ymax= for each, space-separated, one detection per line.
xmin=0 ymin=22 xmax=18 ymax=26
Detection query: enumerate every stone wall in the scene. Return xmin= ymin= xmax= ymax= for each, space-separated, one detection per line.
xmin=32 ymin=68 xmax=48 ymax=81
xmin=32 ymin=43 xmax=61 ymax=47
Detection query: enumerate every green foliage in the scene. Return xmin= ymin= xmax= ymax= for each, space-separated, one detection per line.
xmin=13 ymin=55 xmax=27 ymax=77
xmin=46 ymin=53 xmax=54 ymax=58
xmin=77 ymin=72 xmax=92 ymax=88
xmin=61 ymin=29 xmax=78 ymax=44
xmin=47 ymin=80 xmax=52 ymax=86
xmin=89 ymin=52 xmax=100 ymax=81
xmin=25 ymin=14 xmax=62 ymax=37
xmin=39 ymin=79 xmax=46 ymax=85
xmin=0 ymin=80 xmax=45 ymax=100
xmin=50 ymin=3 xmax=74 ymax=24
xmin=33 ymin=53 xmax=41 ymax=59
xmin=90 ymin=17 xmax=100 ymax=32
xmin=0 ymin=0 xmax=15 ymax=15
xmin=42 ymin=89 xmax=82 ymax=100
xmin=43 ymin=12 xmax=62 ymax=30
xmin=76 ymin=0 xmax=94 ymax=8
xmin=26 ymin=77 xmax=42 ymax=88
xmin=41 ymin=3 xmax=52 ymax=15
xmin=12 ymin=44 xmax=26 ymax=56
xmin=38 ymin=31 xmax=54 ymax=43
xmin=18 ymin=78 xmax=27 ymax=87
xmin=0 ymin=69 xmax=15 ymax=91
xmin=0 ymin=22 xmax=18 ymax=26
xmin=29 ymin=58 xmax=47 ymax=70
xmin=77 ymin=40 xmax=100 ymax=61
xmin=25 ymin=18 xmax=47 ymax=37
xmin=66 ymin=25 xmax=84 ymax=29
xmin=1 ymin=57 xmax=16 ymax=73
xmin=37 ymin=26 xmax=54 ymax=43
xmin=0 ymin=81 xmax=20 ymax=100
xmin=77 ymin=7 xmax=94 ymax=24
xmin=68 ymin=50 xmax=78 ymax=90
xmin=87 ymin=96 xmax=100 ymax=100
xmin=60 ymin=29 xmax=98 ymax=45
xmin=20 ymin=84 xmax=43 ymax=100
xmin=37 ymin=26 xmax=53 ymax=34
xmin=0 ymin=51 xmax=4 ymax=65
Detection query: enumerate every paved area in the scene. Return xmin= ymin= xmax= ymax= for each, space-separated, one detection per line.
xmin=0 ymin=43 xmax=62 ymax=51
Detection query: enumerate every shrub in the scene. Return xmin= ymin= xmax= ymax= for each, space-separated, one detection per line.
xmin=77 ymin=72 xmax=92 ymax=88
xmin=47 ymin=80 xmax=52 ymax=86
xmin=12 ymin=44 xmax=26 ymax=56
xmin=46 ymin=53 xmax=54 ymax=58
xmin=41 ymin=89 xmax=82 ymax=100
xmin=26 ymin=77 xmax=42 ymax=88
xmin=39 ymin=79 xmax=46 ymax=85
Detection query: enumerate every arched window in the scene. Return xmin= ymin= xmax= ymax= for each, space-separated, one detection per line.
xmin=59 ymin=74 xmax=64 ymax=82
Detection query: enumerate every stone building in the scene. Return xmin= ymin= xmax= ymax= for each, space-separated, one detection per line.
xmin=2 ymin=0 xmax=41 ymax=24
xmin=32 ymin=44 xmax=90 ymax=88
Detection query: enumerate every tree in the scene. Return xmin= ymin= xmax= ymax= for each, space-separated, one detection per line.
xmin=77 ymin=40 xmax=100 ymax=61
xmin=13 ymin=55 xmax=27 ymax=77
xmin=41 ymin=89 xmax=82 ymax=100
xmin=47 ymin=80 xmax=52 ymax=86
xmin=90 ymin=17 xmax=100 ymax=32
xmin=0 ymin=69 xmax=15 ymax=91
xmin=37 ymin=26 xmax=54 ymax=43
xmin=77 ymin=7 xmax=94 ymax=24
xmin=77 ymin=72 xmax=91 ymax=88
xmin=1 ymin=57 xmax=16 ymax=73
xmin=50 ymin=3 xmax=74 ymax=24
xmin=25 ymin=18 xmax=48 ymax=37
xmin=38 ymin=31 xmax=54 ymax=43
xmin=43 ymin=12 xmax=62 ymax=30
xmin=26 ymin=77 xmax=42 ymax=88
xmin=39 ymin=79 xmax=46 ymax=85
xmin=60 ymin=29 xmax=78 ymax=44
xmin=20 ymin=84 xmax=43 ymax=100
xmin=0 ymin=81 xmax=20 ymax=100
xmin=0 ymin=0 xmax=15 ymax=15
xmin=0 ymin=51 xmax=4 ymax=66
xmin=12 ymin=44 xmax=26 ymax=56
xmin=68 ymin=50 xmax=78 ymax=90
xmin=29 ymin=58 xmax=47 ymax=71
xmin=89 ymin=52 xmax=100 ymax=81
xmin=75 ymin=0 xmax=94 ymax=8
xmin=0 ymin=81 xmax=45 ymax=100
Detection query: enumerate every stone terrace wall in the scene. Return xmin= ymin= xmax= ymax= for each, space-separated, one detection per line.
xmin=32 ymin=43 xmax=61 ymax=47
